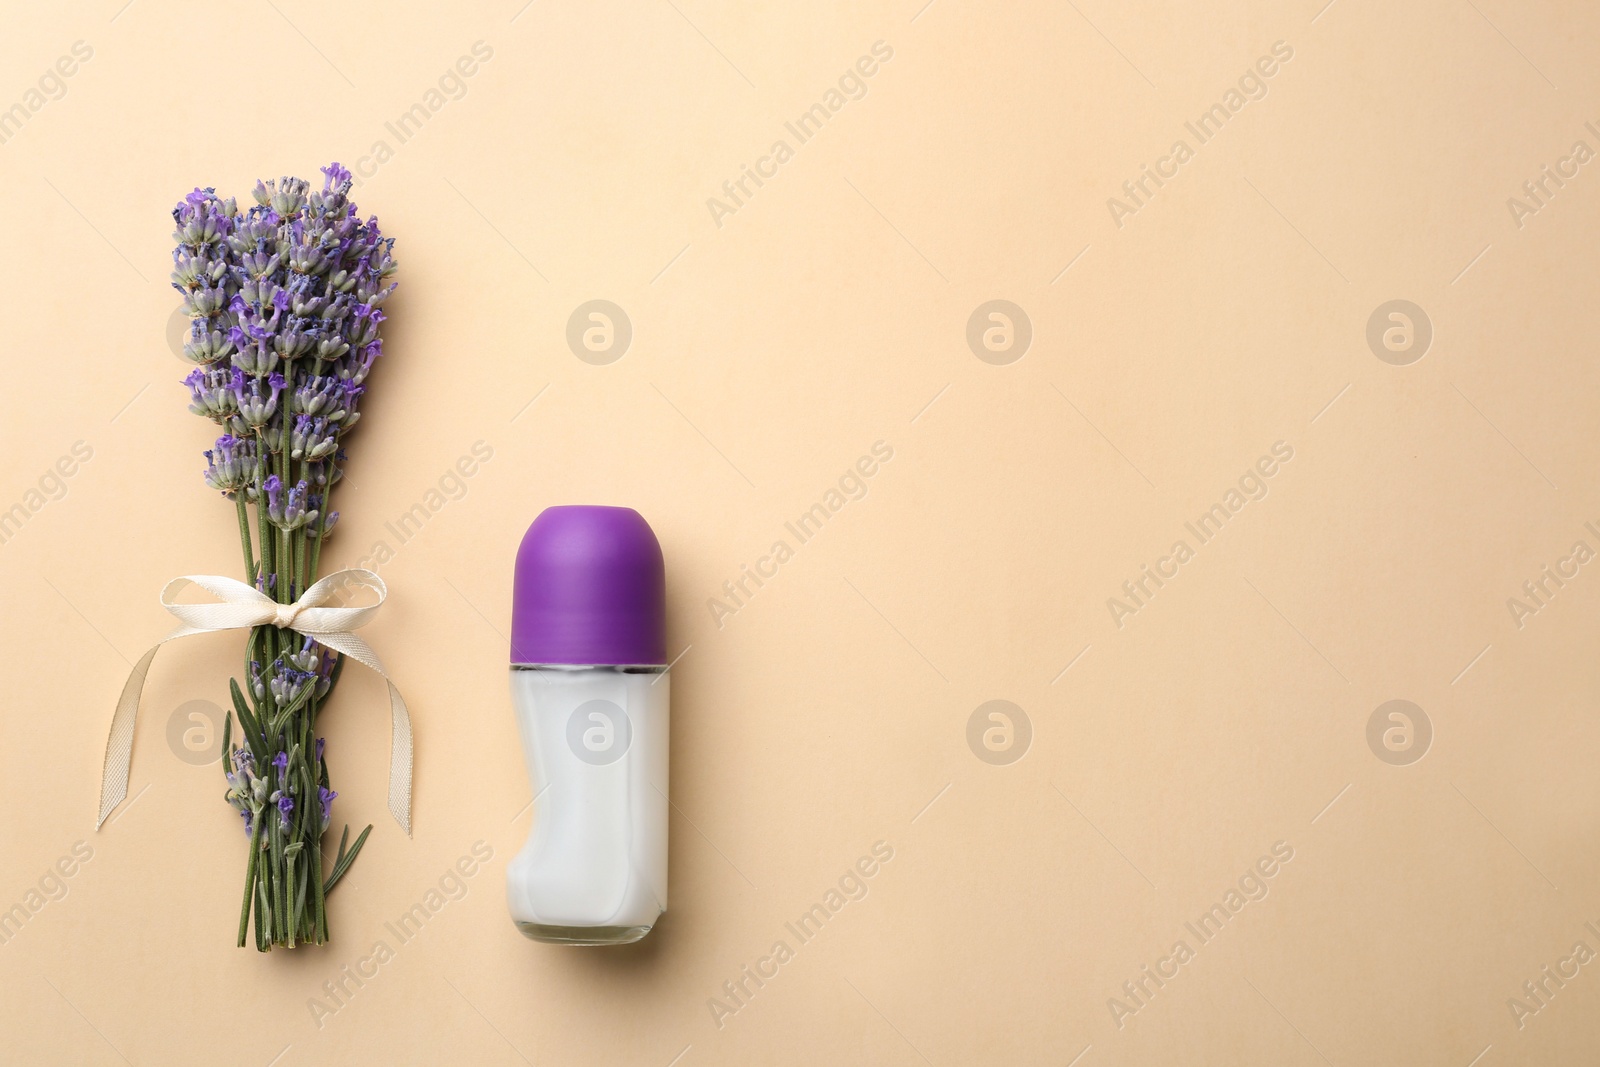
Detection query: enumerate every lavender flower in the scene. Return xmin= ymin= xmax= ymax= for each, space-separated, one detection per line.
xmin=315 ymin=651 xmax=338 ymax=699
xmin=268 ymin=659 xmax=315 ymax=705
xmin=185 ymin=367 xmax=241 ymax=422
xmin=313 ymin=511 xmax=340 ymax=542
xmin=261 ymin=475 xmax=283 ymax=515
xmin=287 ymin=637 xmax=321 ymax=673
xmin=289 ymin=415 xmax=338 ymax=462
xmin=224 ymin=750 xmax=267 ymax=837
xmin=233 ymin=372 xmax=284 ymax=428
xmin=172 ymin=188 xmax=237 ymax=251
xmin=203 ymin=435 xmax=259 ymax=496
xmin=264 ymin=477 xmax=318 ymax=532
xmin=229 ymin=323 xmax=280 ymax=377
xmin=175 ymin=164 xmax=395 ymax=533
xmin=178 ymin=164 xmax=396 ymax=950
xmin=291 ymin=374 xmax=352 ymax=420
xmin=182 ymin=319 xmax=237 ymax=366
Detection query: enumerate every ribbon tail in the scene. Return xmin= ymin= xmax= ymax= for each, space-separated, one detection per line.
xmin=306 ymin=628 xmax=413 ymax=837
xmin=97 ymin=644 xmax=162 ymax=829
xmin=386 ymin=682 xmax=413 ymax=837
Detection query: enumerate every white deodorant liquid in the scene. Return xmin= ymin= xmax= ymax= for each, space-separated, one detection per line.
xmin=505 ymin=665 xmax=668 ymax=945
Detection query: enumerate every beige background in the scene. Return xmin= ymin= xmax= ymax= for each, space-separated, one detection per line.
xmin=2 ymin=0 xmax=1598 ymax=1063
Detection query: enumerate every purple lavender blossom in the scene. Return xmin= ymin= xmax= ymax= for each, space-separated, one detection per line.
xmin=174 ymin=162 xmax=396 ymax=513
xmin=262 ymin=475 xmax=283 ymax=515
xmin=288 ymin=637 xmax=321 ymax=673
xmin=293 ymin=374 xmax=352 ymax=420
xmin=229 ymin=322 xmax=279 ymax=377
xmin=285 ymin=480 xmax=312 ymax=524
xmin=203 ymin=434 xmax=259 ymax=496
xmin=185 ymin=367 xmax=241 ymax=422
xmin=314 ymin=652 xmax=337 ymax=699
xmin=322 ymin=162 xmax=352 ymax=189
xmin=180 ymin=166 xmax=396 ymax=948
xmin=267 ymin=659 xmax=317 ymax=705
xmin=232 ymin=372 xmax=284 ymax=428
xmin=290 ymin=415 xmax=338 ymax=462
xmin=265 ymin=477 xmax=318 ymax=532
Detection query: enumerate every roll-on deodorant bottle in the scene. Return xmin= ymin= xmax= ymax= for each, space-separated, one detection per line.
xmin=506 ymin=506 xmax=669 ymax=945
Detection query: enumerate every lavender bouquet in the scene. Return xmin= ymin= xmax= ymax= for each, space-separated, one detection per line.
xmin=171 ymin=163 xmax=397 ymax=950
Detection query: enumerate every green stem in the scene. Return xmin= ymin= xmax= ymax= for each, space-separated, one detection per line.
xmin=309 ymin=699 xmax=328 ymax=943
xmin=286 ymin=852 xmax=297 ymax=948
xmin=279 ymin=527 xmax=291 ymax=604
xmin=274 ymin=824 xmax=287 ymax=944
xmin=312 ymin=830 xmax=328 ymax=942
xmin=255 ymin=875 xmax=267 ymax=951
xmin=235 ymin=494 xmax=255 ymax=582
xmin=236 ymin=412 xmax=354 ymax=949
xmin=238 ymin=820 xmax=262 ymax=948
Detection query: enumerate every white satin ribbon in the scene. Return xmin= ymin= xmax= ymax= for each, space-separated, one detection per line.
xmin=97 ymin=568 xmax=413 ymax=835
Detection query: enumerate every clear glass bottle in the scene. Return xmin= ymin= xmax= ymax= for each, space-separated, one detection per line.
xmin=506 ymin=506 xmax=669 ymax=945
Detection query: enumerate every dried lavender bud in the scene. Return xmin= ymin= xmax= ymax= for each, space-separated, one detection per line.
xmin=317 ymin=786 xmax=337 ymax=832
xmin=256 ymin=175 xmax=310 ymax=219
xmin=203 ymin=434 xmax=259 ymax=496
xmin=185 ymin=367 xmax=241 ymax=422
xmin=268 ymin=660 xmax=315 ymax=705
xmin=287 ymin=637 xmax=320 ymax=673
xmin=289 ymin=415 xmax=338 ymax=462
xmin=182 ymin=321 xmax=237 ymax=366
xmin=171 ymin=188 xmax=235 ymax=250
xmin=348 ymin=305 xmax=385 ymax=348
xmin=233 ymin=372 xmax=284 ymax=428
xmin=182 ymin=283 xmax=232 ymax=318
xmin=171 ymin=249 xmax=228 ymax=290
xmin=284 ymin=480 xmax=318 ymax=529
xmin=292 ymin=375 xmax=352 ymax=420
xmin=274 ymin=319 xmax=316 ymax=361
xmin=237 ymin=248 xmax=281 ymax=281
xmin=226 ymin=214 xmax=278 ymax=255
xmin=335 ymin=383 xmax=364 ymax=429
xmin=264 ymin=476 xmax=318 ymax=531
xmin=228 ymin=324 xmax=280 ymax=378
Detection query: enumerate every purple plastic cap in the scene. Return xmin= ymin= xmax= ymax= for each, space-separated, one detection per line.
xmin=511 ymin=506 xmax=666 ymax=665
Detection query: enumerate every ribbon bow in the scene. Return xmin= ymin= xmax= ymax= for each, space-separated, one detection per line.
xmin=97 ymin=568 xmax=413 ymax=835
